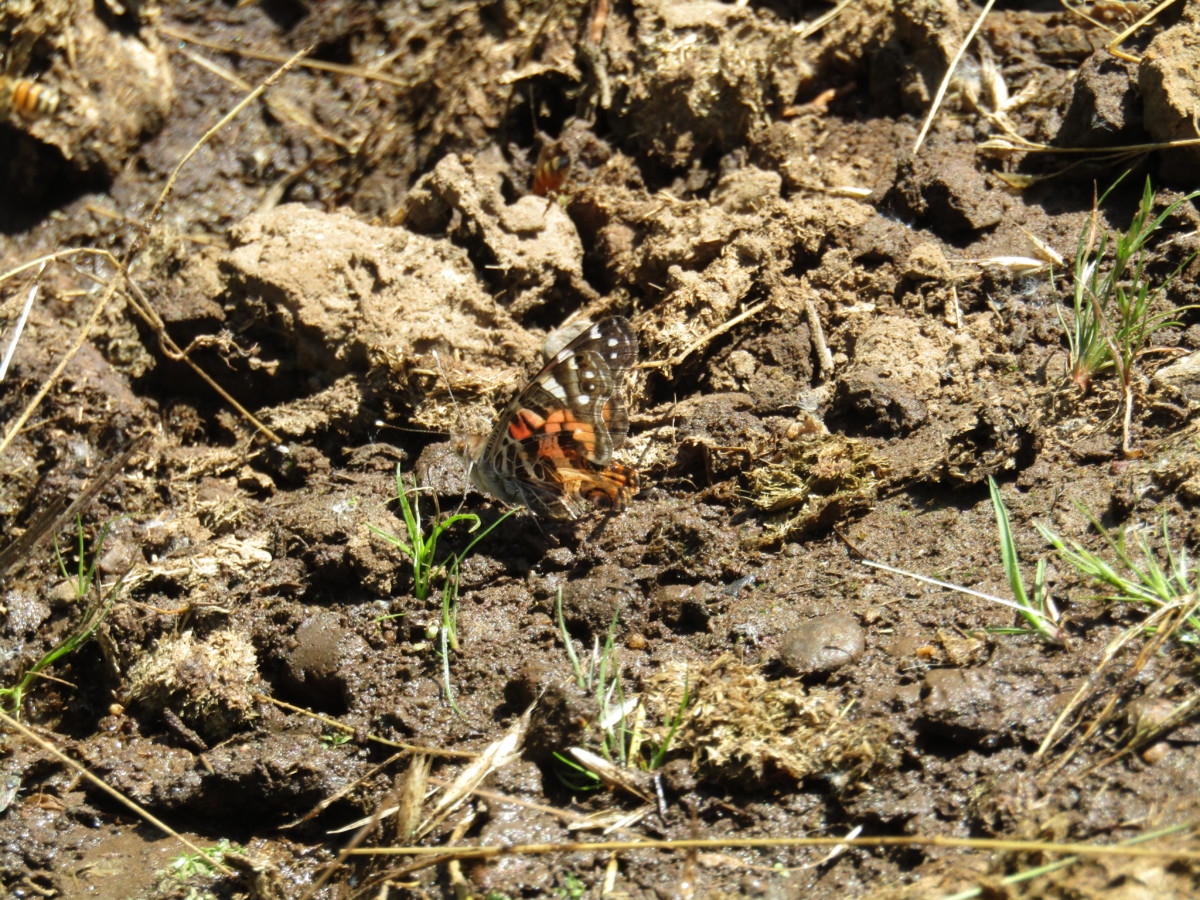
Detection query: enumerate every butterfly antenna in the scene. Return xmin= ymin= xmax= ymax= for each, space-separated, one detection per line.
xmin=431 ymin=350 xmax=473 ymax=517
xmin=431 ymin=350 xmax=467 ymax=432
xmin=372 ymin=421 xmax=447 ymax=439
xmin=628 ymin=374 xmax=668 ymax=478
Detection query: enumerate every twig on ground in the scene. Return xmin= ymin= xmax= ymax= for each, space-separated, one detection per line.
xmin=347 ymin=830 xmax=1200 ymax=879
xmin=0 ymin=709 xmax=233 ymax=876
xmin=1036 ymin=595 xmax=1200 ymax=778
xmin=256 ymin=693 xmax=476 ymax=759
xmin=156 ymin=23 xmax=409 ymax=86
xmin=1105 ymin=0 xmax=1183 ymax=62
xmin=638 ymin=300 xmax=769 ymax=373
xmin=794 ymin=0 xmax=859 ymax=39
xmin=913 ymin=0 xmax=997 ymax=154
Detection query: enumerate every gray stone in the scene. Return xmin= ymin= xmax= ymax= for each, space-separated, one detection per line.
xmin=778 ymin=613 xmax=865 ymax=676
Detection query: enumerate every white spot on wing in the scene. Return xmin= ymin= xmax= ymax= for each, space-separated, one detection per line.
xmin=577 ymin=393 xmax=590 ymax=405
xmin=607 ymin=337 xmax=618 ymax=347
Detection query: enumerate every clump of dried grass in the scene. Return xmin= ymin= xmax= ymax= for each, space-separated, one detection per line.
xmin=127 ymin=628 xmax=262 ymax=740
xmin=641 ymin=654 xmax=893 ymax=789
xmin=745 ymin=434 xmax=888 ymax=545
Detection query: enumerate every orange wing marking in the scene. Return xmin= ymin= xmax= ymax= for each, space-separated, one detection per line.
xmin=510 ymin=408 xmax=598 ymax=460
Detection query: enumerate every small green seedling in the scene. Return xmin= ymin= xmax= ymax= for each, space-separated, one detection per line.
xmin=555 ymin=871 xmax=588 ymax=899
xmin=320 ymin=731 xmax=352 ymax=748
xmin=988 ymin=477 xmax=1064 ymax=644
xmin=370 ymin=467 xmax=513 ymax=602
xmin=862 ymin=480 xmax=1064 ymax=645
xmin=555 ymin=589 xmax=691 ymax=774
xmin=1037 ymin=512 xmax=1200 ymax=647
xmin=557 ymin=588 xmax=632 ymax=764
xmin=1064 ymin=175 xmax=1200 ymax=394
xmin=370 ymin=466 xmax=516 ymax=711
xmin=167 ymin=838 xmax=242 ymax=878
xmin=0 ymin=516 xmax=127 ymax=716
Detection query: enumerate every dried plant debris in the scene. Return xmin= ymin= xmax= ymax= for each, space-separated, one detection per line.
xmin=389 ymin=753 xmax=433 ymax=844
xmin=745 ymin=435 xmax=888 ymax=544
xmin=642 ymin=655 xmax=894 ymax=789
xmin=126 ymin=628 xmax=262 ymax=741
xmin=414 ymin=703 xmax=533 ymax=840
xmin=614 ymin=3 xmax=812 ymax=166
xmin=122 ymin=533 xmax=273 ymax=595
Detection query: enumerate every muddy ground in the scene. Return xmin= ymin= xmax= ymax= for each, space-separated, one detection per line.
xmin=3 ymin=0 xmax=1200 ymax=897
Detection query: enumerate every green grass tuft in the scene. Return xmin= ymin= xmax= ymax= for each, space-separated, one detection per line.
xmin=554 ymin=589 xmax=690 ymax=776
xmin=369 ymin=466 xmax=513 ymax=603
xmin=1064 ymin=175 xmax=1200 ymax=395
xmin=369 ymin=465 xmax=517 ymax=712
xmin=1037 ymin=512 xmax=1200 ymax=647
xmin=0 ymin=516 xmax=127 ymax=716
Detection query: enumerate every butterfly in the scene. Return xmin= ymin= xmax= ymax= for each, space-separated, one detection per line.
xmin=455 ymin=317 xmax=639 ymax=519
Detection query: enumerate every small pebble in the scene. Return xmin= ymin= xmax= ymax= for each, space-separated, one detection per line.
xmin=777 ymin=613 xmax=865 ymax=676
xmin=1140 ymin=742 xmax=1170 ymax=765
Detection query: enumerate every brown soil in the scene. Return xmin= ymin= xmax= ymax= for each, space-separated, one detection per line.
xmin=3 ymin=1 xmax=1200 ymax=898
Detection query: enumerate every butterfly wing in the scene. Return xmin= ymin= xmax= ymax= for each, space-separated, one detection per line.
xmin=530 ymin=316 xmax=637 ymax=451
xmin=476 ymin=317 xmax=638 ymax=518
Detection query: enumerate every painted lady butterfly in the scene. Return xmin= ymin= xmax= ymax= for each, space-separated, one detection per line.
xmin=456 ymin=317 xmax=639 ymax=519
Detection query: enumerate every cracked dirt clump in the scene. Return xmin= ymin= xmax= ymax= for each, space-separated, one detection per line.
xmin=126 ymin=628 xmax=262 ymax=741
xmin=643 ymin=655 xmax=894 ymax=789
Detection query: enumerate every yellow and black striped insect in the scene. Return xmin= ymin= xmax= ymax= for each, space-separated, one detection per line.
xmin=532 ymin=143 xmax=570 ymax=197
xmin=0 ymin=75 xmax=60 ymax=119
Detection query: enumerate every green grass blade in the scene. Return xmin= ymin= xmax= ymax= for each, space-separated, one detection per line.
xmin=556 ymin=588 xmax=585 ymax=688
xmin=989 ymin=477 xmax=1029 ymax=609
xmin=365 ymin=523 xmax=415 ymax=557
xmin=651 ymin=670 xmax=691 ymax=770
xmin=457 ymin=508 xmax=518 ymax=561
xmin=439 ymin=569 xmax=464 ymax=717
